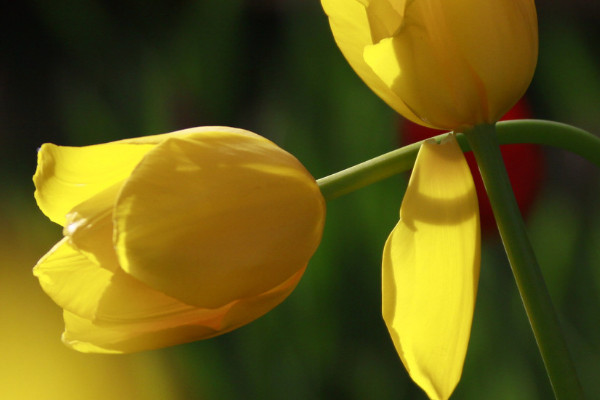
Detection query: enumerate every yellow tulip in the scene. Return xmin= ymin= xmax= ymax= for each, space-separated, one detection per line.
xmin=321 ymin=0 xmax=538 ymax=130
xmin=322 ymin=2 xmax=538 ymax=398
xmin=33 ymin=126 xmax=326 ymax=354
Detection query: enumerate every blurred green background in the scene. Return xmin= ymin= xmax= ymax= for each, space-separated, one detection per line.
xmin=2 ymin=1 xmax=600 ymax=399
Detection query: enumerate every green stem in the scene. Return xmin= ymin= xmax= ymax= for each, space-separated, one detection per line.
xmin=317 ymin=119 xmax=600 ymax=201
xmin=463 ymin=123 xmax=584 ymax=399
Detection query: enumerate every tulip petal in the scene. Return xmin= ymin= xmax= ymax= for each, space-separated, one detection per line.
xmin=364 ymin=1 xmax=485 ymax=129
xmin=34 ymin=239 xmax=225 ymax=353
xmin=321 ymin=0 xmax=425 ymax=126
xmin=382 ymin=136 xmax=480 ymax=400
xmin=33 ymin=238 xmax=211 ymax=325
xmin=61 ymin=310 xmax=218 ymax=354
xmin=114 ymin=128 xmax=325 ymax=309
xmin=34 ymin=127 xmax=249 ymax=227
xmin=449 ymin=0 xmax=538 ymax=123
xmin=62 ymin=183 xmax=122 ymax=272
xmin=34 ymin=142 xmax=155 ymax=226
xmin=34 ymin=238 xmax=119 ymax=321
xmin=61 ymin=267 xmax=306 ymax=354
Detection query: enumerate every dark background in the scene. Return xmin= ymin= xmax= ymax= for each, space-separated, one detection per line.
xmin=1 ymin=1 xmax=599 ymax=399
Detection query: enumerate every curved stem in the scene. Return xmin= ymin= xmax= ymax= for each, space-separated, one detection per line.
xmin=463 ymin=124 xmax=584 ymax=399
xmin=317 ymin=119 xmax=600 ymax=201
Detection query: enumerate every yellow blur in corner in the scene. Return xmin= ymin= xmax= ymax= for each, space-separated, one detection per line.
xmin=0 ymin=202 xmax=178 ymax=400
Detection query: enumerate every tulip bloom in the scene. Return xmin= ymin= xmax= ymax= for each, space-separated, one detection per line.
xmin=321 ymin=0 xmax=538 ymax=130
xmin=33 ymin=126 xmax=326 ymax=353
xmin=322 ymin=1 xmax=538 ymax=399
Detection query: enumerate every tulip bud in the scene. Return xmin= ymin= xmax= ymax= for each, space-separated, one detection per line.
xmin=321 ymin=0 xmax=538 ymax=130
xmin=33 ymin=126 xmax=326 ymax=353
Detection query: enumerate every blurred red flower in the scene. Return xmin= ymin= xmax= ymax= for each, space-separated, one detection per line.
xmin=400 ymin=98 xmax=544 ymax=234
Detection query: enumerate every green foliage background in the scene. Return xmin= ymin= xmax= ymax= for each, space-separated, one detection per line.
xmin=2 ymin=1 xmax=600 ymax=399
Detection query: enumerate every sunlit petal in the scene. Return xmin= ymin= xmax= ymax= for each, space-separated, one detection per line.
xmin=33 ymin=238 xmax=218 ymax=327
xmin=33 ymin=142 xmax=154 ymax=226
xmin=34 ymin=238 xmax=114 ymax=321
xmin=63 ymin=183 xmax=122 ymax=271
xmin=382 ymin=136 xmax=480 ymax=400
xmin=115 ymin=129 xmax=325 ymax=309
xmin=321 ymin=0 xmax=423 ymax=125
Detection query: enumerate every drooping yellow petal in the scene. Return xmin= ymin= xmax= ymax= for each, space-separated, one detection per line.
xmin=33 ymin=142 xmax=155 ymax=226
xmin=382 ymin=136 xmax=480 ymax=400
xmin=114 ymin=128 xmax=326 ymax=309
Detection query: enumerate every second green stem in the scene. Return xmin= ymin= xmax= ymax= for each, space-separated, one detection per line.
xmin=463 ymin=124 xmax=584 ymax=400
